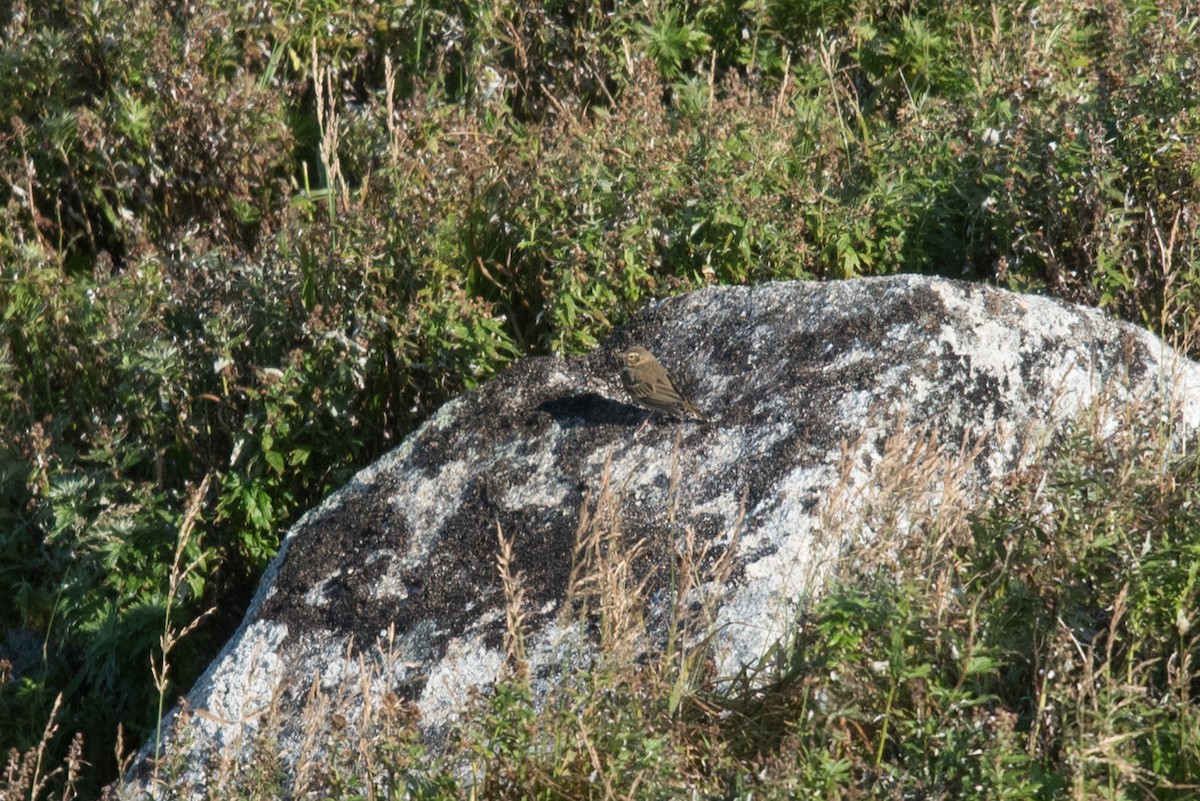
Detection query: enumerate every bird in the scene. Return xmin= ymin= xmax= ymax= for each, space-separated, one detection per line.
xmin=618 ymin=345 xmax=708 ymax=424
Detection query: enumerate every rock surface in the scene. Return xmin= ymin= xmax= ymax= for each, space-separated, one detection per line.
xmin=126 ymin=275 xmax=1200 ymax=791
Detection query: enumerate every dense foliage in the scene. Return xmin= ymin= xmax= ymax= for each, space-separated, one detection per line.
xmin=1 ymin=0 xmax=1198 ymax=795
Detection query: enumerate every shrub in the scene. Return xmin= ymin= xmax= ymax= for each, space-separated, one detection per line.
xmin=3 ymin=0 xmax=1200 ymax=796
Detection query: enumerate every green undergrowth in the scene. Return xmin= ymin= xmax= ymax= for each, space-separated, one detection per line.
xmin=2 ymin=0 xmax=1200 ymax=795
xmin=9 ymin=402 xmax=1192 ymax=800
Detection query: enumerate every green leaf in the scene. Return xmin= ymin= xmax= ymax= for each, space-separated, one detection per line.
xmin=264 ymin=449 xmax=285 ymax=475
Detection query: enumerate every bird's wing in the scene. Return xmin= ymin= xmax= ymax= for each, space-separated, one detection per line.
xmin=660 ymin=372 xmax=690 ymax=404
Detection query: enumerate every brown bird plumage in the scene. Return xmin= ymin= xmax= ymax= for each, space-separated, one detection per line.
xmin=619 ymin=346 xmax=708 ymax=422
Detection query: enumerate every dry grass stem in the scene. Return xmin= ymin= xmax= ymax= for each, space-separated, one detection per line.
xmin=496 ymin=521 xmax=529 ymax=682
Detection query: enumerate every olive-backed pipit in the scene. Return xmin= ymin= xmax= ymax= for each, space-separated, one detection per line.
xmin=618 ymin=346 xmax=708 ymax=423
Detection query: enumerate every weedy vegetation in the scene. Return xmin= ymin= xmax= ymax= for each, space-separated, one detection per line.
xmin=15 ymin=392 xmax=1199 ymax=800
xmin=2 ymin=0 xmax=1199 ymax=797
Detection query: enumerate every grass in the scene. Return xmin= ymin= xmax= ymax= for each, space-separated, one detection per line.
xmin=8 ymin=390 xmax=1197 ymax=800
xmin=3 ymin=0 xmax=1200 ymax=795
